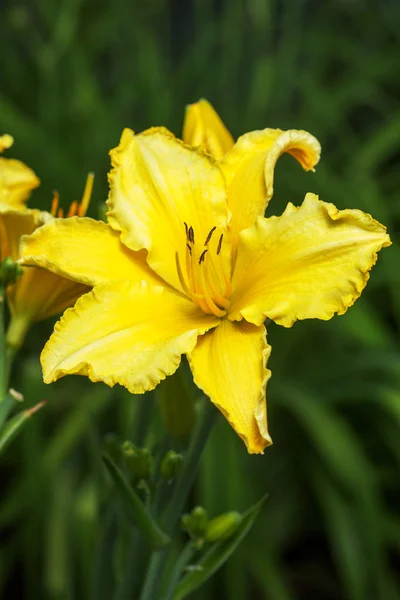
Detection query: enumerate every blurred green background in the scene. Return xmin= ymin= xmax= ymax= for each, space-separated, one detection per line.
xmin=1 ymin=0 xmax=400 ymax=598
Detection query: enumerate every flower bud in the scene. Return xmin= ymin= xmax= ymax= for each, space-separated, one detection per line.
xmin=160 ymin=450 xmax=184 ymax=482
xmin=0 ymin=257 xmax=23 ymax=287
xmin=205 ymin=511 xmax=242 ymax=543
xmin=122 ymin=441 xmax=152 ymax=481
xmin=181 ymin=506 xmax=208 ymax=540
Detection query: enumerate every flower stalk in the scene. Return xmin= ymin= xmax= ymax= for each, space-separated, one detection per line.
xmin=0 ymin=285 xmax=6 ymax=402
xmin=139 ymin=400 xmax=217 ymax=600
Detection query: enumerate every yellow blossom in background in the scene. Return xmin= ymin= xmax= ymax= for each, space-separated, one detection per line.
xmin=0 ymin=134 xmax=40 ymax=210
xmin=2 ymin=175 xmax=94 ymax=349
xmin=20 ymin=123 xmax=390 ymax=453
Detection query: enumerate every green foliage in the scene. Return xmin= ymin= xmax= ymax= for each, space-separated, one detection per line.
xmin=1 ymin=0 xmax=400 ymax=598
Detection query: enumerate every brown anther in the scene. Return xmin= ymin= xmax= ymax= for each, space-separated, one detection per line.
xmin=188 ymin=226 xmax=195 ymax=244
xmin=186 ymin=243 xmax=192 ymax=254
xmin=204 ymin=226 xmax=216 ymax=246
xmin=216 ymin=234 xmax=223 ymax=255
xmin=184 ymin=222 xmax=189 ymax=238
xmin=199 ymin=249 xmax=208 ymax=264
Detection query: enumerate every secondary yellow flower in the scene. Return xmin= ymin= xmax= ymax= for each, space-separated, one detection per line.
xmin=20 ymin=126 xmax=390 ymax=453
xmin=3 ymin=175 xmax=94 ymax=349
xmin=0 ymin=134 xmax=40 ymax=210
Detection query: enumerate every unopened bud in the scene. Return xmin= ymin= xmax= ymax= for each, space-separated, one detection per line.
xmin=181 ymin=506 xmax=208 ymax=540
xmin=205 ymin=511 xmax=242 ymax=543
xmin=122 ymin=441 xmax=152 ymax=481
xmin=160 ymin=450 xmax=184 ymax=482
xmin=0 ymin=257 xmax=23 ymax=287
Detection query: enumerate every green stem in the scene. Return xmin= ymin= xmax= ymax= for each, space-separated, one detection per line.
xmin=162 ymin=542 xmax=195 ymax=600
xmin=0 ymin=312 xmax=22 ymax=430
xmin=139 ymin=400 xmax=217 ymax=600
xmin=0 ymin=287 xmax=6 ymax=402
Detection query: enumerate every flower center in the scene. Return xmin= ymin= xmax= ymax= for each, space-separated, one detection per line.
xmin=175 ymin=223 xmax=232 ymax=317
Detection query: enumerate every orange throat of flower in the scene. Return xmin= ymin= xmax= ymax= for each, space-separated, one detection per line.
xmin=176 ymin=223 xmax=232 ymax=318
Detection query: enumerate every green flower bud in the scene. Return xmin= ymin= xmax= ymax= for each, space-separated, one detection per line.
xmin=0 ymin=256 xmax=23 ymax=287
xmin=205 ymin=511 xmax=242 ymax=543
xmin=122 ymin=441 xmax=152 ymax=481
xmin=181 ymin=506 xmax=208 ymax=540
xmin=160 ymin=450 xmax=184 ymax=482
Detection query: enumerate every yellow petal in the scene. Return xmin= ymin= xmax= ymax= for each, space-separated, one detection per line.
xmin=221 ymin=128 xmax=321 ymax=240
xmin=0 ymin=157 xmax=40 ymax=210
xmin=0 ymin=208 xmax=44 ymax=262
xmin=0 ymin=209 xmax=88 ymax=346
xmin=229 ymin=193 xmax=391 ymax=327
xmin=0 ymin=134 xmax=14 ymax=153
xmin=41 ymin=281 xmax=219 ymax=393
xmin=20 ymin=216 xmax=159 ymax=287
xmin=107 ymin=127 xmax=229 ymax=291
xmin=8 ymin=266 xmax=88 ymax=324
xmin=188 ymin=319 xmax=272 ymax=454
xmin=182 ymin=99 xmax=235 ymax=160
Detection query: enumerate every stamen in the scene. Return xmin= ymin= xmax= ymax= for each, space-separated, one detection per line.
xmin=204 ymin=226 xmax=216 ymax=246
xmin=186 ymin=243 xmax=196 ymax=292
xmin=175 ymin=252 xmax=191 ymax=295
xmin=67 ymin=201 xmax=79 ymax=218
xmin=77 ymin=172 xmax=94 ymax=217
xmin=177 ymin=221 xmax=232 ymax=318
xmin=188 ymin=226 xmax=195 ymax=244
xmin=216 ymin=234 xmax=223 ymax=255
xmin=203 ymin=296 xmax=227 ymax=318
xmin=207 ymin=278 xmax=230 ymax=309
xmin=198 ymin=249 xmax=208 ymax=264
xmin=197 ymin=264 xmax=226 ymax=317
xmin=57 ymin=207 xmax=64 ymax=218
xmin=51 ymin=191 xmax=59 ymax=216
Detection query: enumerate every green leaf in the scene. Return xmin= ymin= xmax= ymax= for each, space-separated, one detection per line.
xmin=171 ymin=495 xmax=267 ymax=600
xmin=0 ymin=400 xmax=46 ymax=456
xmin=102 ymin=452 xmax=170 ymax=550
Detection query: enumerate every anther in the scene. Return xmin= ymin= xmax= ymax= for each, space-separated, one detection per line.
xmin=216 ymin=234 xmax=223 ymax=255
xmin=188 ymin=226 xmax=195 ymax=244
xmin=186 ymin=243 xmax=192 ymax=254
xmin=199 ymin=249 xmax=208 ymax=264
xmin=184 ymin=222 xmax=189 ymax=237
xmin=204 ymin=226 xmax=216 ymax=246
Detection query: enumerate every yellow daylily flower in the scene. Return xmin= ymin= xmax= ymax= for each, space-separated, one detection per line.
xmin=0 ymin=134 xmax=40 ymax=210
xmin=3 ymin=175 xmax=95 ymax=349
xmin=20 ymin=127 xmax=390 ymax=454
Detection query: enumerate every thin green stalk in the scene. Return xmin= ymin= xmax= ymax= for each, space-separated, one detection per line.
xmin=162 ymin=542 xmax=195 ymax=600
xmin=0 ymin=287 xmax=6 ymax=402
xmin=0 ymin=321 xmax=21 ymax=430
xmin=139 ymin=400 xmax=217 ymax=600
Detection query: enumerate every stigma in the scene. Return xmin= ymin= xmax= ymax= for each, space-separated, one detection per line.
xmin=176 ymin=223 xmax=232 ymax=318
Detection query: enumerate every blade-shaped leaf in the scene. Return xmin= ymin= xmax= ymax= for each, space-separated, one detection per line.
xmin=102 ymin=452 xmax=170 ymax=549
xmin=0 ymin=401 xmax=46 ymax=455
